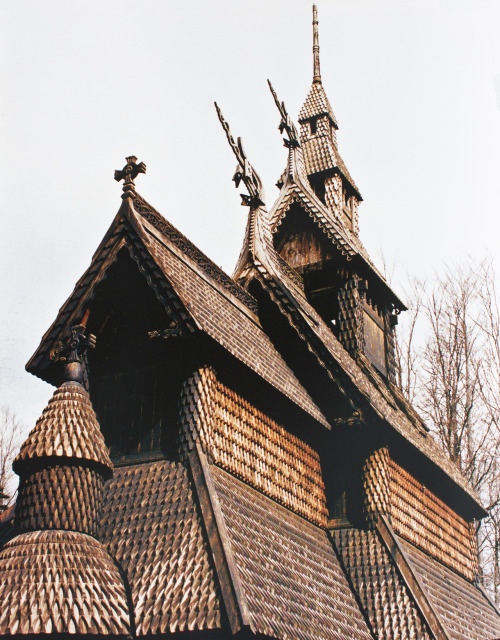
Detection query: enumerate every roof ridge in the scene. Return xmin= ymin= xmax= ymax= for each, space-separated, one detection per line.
xmin=132 ymin=193 xmax=258 ymax=314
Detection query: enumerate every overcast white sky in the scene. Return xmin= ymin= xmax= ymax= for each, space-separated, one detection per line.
xmin=2 ymin=0 xmax=500 ymax=433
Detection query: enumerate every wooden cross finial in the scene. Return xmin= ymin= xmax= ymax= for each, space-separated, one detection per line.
xmin=114 ymin=155 xmax=146 ymax=197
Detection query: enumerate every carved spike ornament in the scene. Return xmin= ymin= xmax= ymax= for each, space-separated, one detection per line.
xmin=114 ymin=155 xmax=147 ymax=196
xmin=267 ymin=80 xmax=300 ymax=148
xmin=214 ymin=102 xmax=265 ymax=207
xmin=50 ymin=324 xmax=96 ymax=384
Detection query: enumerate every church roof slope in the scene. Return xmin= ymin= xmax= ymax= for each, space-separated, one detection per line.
xmin=0 ymin=530 xmax=131 ymax=636
xmin=13 ymin=381 xmax=112 ymax=473
xmin=299 ymin=80 xmax=338 ymax=127
xmin=400 ymin=538 xmax=500 ymax=640
xmin=99 ymin=459 xmax=223 ymax=636
xmin=209 ymin=464 xmax=373 ymax=640
xmin=26 ymin=191 xmax=329 ymax=429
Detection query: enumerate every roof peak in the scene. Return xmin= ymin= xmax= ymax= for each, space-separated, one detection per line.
xmin=313 ymin=5 xmax=321 ymax=83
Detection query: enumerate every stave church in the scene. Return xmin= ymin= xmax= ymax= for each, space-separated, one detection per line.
xmin=1 ymin=6 xmax=499 ymax=640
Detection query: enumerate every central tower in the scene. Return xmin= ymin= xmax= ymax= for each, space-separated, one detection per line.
xmin=269 ymin=5 xmax=405 ymax=382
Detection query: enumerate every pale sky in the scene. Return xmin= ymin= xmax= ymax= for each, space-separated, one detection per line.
xmin=2 ymin=0 xmax=500 ymax=433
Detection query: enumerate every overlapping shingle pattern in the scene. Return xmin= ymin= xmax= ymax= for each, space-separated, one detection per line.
xmin=25 ymin=196 xmax=328 ymax=428
xmin=333 ymin=527 xmax=433 ymax=640
xmin=13 ymin=381 xmax=112 ymax=473
xmin=401 ymin=538 xmax=500 ymax=640
xmin=362 ymin=446 xmax=478 ymax=581
xmin=16 ymin=465 xmax=104 ymax=536
xmin=0 ymin=530 xmax=131 ymax=636
xmin=133 ymin=197 xmax=328 ymax=428
xmin=363 ymin=447 xmax=391 ymax=522
xmin=390 ymin=458 xmax=479 ymax=581
xmin=245 ymin=181 xmax=480 ymax=505
xmin=301 ymin=134 xmax=361 ymax=196
xmin=298 ymin=81 xmax=338 ymax=126
xmin=210 ymin=465 xmax=373 ymax=640
xmin=179 ymin=367 xmax=328 ymax=526
xmin=99 ymin=460 xmax=223 ymax=635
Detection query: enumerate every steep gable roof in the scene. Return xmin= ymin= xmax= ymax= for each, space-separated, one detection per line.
xmin=26 ymin=192 xmax=329 ymax=429
xmin=269 ymin=143 xmax=406 ymax=310
xmin=230 ymin=137 xmax=481 ymax=514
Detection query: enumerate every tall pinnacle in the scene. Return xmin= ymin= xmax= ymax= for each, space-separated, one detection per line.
xmin=313 ymin=5 xmax=321 ymax=83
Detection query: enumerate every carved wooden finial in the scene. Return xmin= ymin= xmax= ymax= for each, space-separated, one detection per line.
xmin=50 ymin=323 xmax=96 ymax=384
xmin=114 ymin=155 xmax=146 ymax=198
xmin=267 ymin=80 xmax=300 ymax=148
xmin=214 ymin=102 xmax=265 ymax=208
xmin=313 ymin=5 xmax=321 ymax=83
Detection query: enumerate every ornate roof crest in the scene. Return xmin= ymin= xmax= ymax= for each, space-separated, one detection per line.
xmin=114 ymin=155 xmax=147 ymax=198
xmin=214 ymin=102 xmax=265 ymax=208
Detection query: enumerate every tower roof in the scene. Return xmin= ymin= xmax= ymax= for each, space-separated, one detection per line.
xmin=13 ymin=381 xmax=112 ymax=474
xmin=298 ymin=81 xmax=338 ymax=127
xmin=298 ymin=6 xmax=338 ymax=128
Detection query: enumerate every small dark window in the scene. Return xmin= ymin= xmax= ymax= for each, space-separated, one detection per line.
xmin=310 ymin=118 xmax=317 ymax=135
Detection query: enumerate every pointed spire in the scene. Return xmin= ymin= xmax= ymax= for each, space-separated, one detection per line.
xmin=298 ymin=5 xmax=338 ymax=128
xmin=313 ymin=5 xmax=321 ymax=83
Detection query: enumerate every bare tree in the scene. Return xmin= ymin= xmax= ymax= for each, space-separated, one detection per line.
xmin=396 ymin=259 xmax=500 ymax=601
xmin=0 ymin=406 xmax=24 ymax=511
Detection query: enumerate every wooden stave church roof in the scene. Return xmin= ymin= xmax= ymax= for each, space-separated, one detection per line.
xmin=2 ymin=8 xmax=500 ymax=640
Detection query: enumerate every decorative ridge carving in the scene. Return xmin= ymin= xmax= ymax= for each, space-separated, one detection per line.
xmin=132 ymin=194 xmax=259 ymax=314
xmin=268 ymin=80 xmax=300 ymax=148
xmin=214 ymin=102 xmax=265 ymax=208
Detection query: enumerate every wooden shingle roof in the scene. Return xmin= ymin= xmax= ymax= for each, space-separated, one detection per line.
xmin=99 ymin=460 xmax=223 ymax=635
xmin=0 ymin=530 xmax=131 ymax=636
xmin=13 ymin=381 xmax=112 ymax=474
xmin=26 ymin=193 xmax=329 ymax=430
xmin=298 ymin=80 xmax=338 ymax=127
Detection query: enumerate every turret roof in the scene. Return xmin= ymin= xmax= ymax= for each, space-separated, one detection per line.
xmin=13 ymin=381 xmax=112 ymax=474
xmin=298 ymin=81 xmax=338 ymax=127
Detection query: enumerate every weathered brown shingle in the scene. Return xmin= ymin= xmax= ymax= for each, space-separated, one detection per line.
xmin=13 ymin=381 xmax=112 ymax=474
xmin=401 ymin=538 xmax=500 ymax=640
xmin=333 ymin=527 xmax=433 ymax=640
xmin=0 ymin=530 xmax=131 ymax=636
xmin=99 ymin=460 xmax=223 ymax=635
xmin=298 ymin=81 xmax=338 ymax=127
xmin=210 ymin=465 xmax=373 ymax=640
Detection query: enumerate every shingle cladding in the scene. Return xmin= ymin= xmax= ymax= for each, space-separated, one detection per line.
xmin=179 ymin=367 xmax=329 ymax=526
xmin=210 ymin=464 xmax=373 ymax=640
xmin=134 ymin=198 xmax=328 ymax=428
xmin=99 ymin=459 xmax=223 ymax=636
xmin=0 ymin=530 xmax=131 ymax=636
xmin=401 ymin=538 xmax=500 ymax=640
xmin=333 ymin=527 xmax=433 ymax=640
xmin=298 ymin=81 xmax=338 ymax=126
xmin=14 ymin=381 xmax=112 ymax=473
xmin=301 ymin=135 xmax=361 ymax=196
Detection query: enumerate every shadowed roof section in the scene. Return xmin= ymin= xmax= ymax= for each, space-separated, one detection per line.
xmin=209 ymin=464 xmax=373 ymax=640
xmin=99 ymin=460 xmax=223 ymax=635
xmin=25 ymin=193 xmax=329 ymax=430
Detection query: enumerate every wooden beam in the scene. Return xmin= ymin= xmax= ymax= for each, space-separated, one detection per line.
xmin=376 ymin=514 xmax=450 ymax=640
xmin=188 ymin=444 xmax=252 ymax=636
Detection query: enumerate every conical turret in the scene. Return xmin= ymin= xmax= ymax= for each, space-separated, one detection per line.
xmin=0 ymin=324 xmax=131 ymax=636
